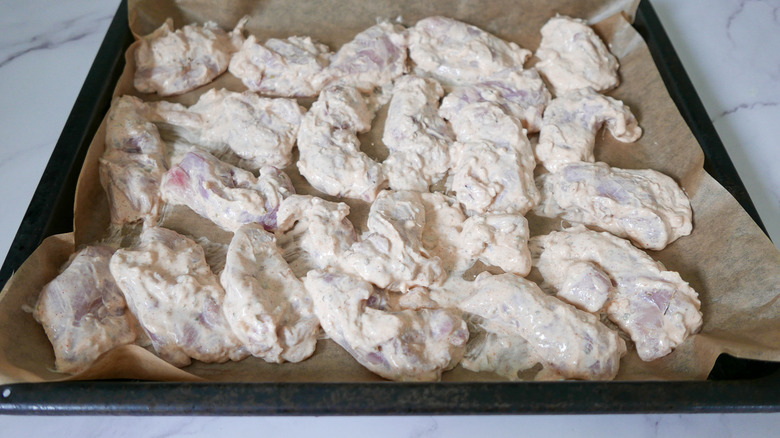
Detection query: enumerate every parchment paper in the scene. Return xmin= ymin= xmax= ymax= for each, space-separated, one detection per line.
xmin=1 ymin=0 xmax=778 ymax=384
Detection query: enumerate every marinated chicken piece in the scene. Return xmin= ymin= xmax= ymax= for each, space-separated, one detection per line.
xmin=160 ymin=150 xmax=294 ymax=232
xmin=446 ymin=102 xmax=539 ymax=215
xmin=304 ymin=270 xmax=468 ymax=381
xmin=530 ymin=226 xmax=703 ymax=361
xmin=439 ymin=68 xmax=551 ymax=133
xmin=109 ymin=227 xmax=247 ymax=366
xmin=420 ymin=193 xmax=531 ymax=275
xmin=382 ymin=75 xmax=454 ymax=191
xmin=461 ymin=323 xmax=538 ymax=381
xmin=147 ymin=89 xmax=305 ymax=169
xmin=553 ymin=261 xmax=612 ymax=313
xmin=296 ymin=85 xmax=386 ymax=201
xmin=535 ymin=16 xmax=619 ymax=96
xmin=320 ymin=22 xmax=407 ymax=93
xmin=134 ymin=18 xmax=246 ymax=96
xmin=536 ymin=87 xmax=641 ymax=172
xmin=220 ymin=224 xmax=318 ymax=363
xmin=275 ymin=195 xmax=358 ymax=277
xmin=535 ymin=162 xmax=693 ymax=250
xmin=229 ymin=35 xmax=333 ymax=97
xmin=99 ymin=95 xmax=167 ymax=225
xmin=409 ymin=16 xmax=531 ymax=87
xmin=459 ymin=272 xmax=626 ymax=380
xmin=459 ymin=214 xmax=531 ymax=276
xmin=34 ymin=246 xmax=137 ymax=374
xmin=420 ymin=192 xmax=468 ymax=271
xmin=341 ymin=190 xmax=445 ymax=292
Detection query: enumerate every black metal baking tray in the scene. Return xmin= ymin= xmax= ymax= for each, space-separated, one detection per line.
xmin=0 ymin=0 xmax=777 ymax=415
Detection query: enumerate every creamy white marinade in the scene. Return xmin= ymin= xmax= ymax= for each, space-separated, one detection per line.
xmin=339 ymin=190 xmax=445 ymax=292
xmin=382 ymin=75 xmax=454 ymax=192
xmin=420 ymin=192 xmax=532 ymax=276
xmin=304 ymin=270 xmax=468 ymax=382
xmin=408 ymin=16 xmax=531 ymax=88
xmin=530 ymin=226 xmax=703 ymax=362
xmin=459 ymin=272 xmax=626 ymax=380
xmin=274 ymin=194 xmax=358 ymax=277
xmin=109 ymin=227 xmax=248 ymax=367
xmin=535 ymin=15 xmax=619 ymax=96
xmin=535 ymin=162 xmax=693 ymax=250
xmin=229 ymin=35 xmax=334 ymax=97
xmin=220 ymin=224 xmax=319 ymax=363
xmin=320 ymin=22 xmax=408 ymax=93
xmin=160 ymin=150 xmax=294 ymax=232
xmin=445 ymin=101 xmax=539 ymax=215
xmin=134 ymin=18 xmax=247 ymax=96
xmin=34 ymin=246 xmax=137 ymax=374
xmin=296 ymin=85 xmax=387 ymax=201
xmin=146 ymin=88 xmax=306 ymax=170
xmin=536 ymin=87 xmax=642 ymax=172
xmin=99 ymin=95 xmax=168 ymax=226
xmin=439 ymin=68 xmax=551 ymax=133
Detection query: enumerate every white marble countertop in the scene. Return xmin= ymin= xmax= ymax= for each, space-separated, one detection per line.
xmin=0 ymin=0 xmax=778 ymax=434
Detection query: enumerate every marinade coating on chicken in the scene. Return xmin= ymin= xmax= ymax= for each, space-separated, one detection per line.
xmin=408 ymin=16 xmax=531 ymax=87
xmin=459 ymin=214 xmax=532 ymax=276
xmin=100 ymin=96 xmax=167 ymax=226
xmin=420 ymin=192 xmax=468 ymax=271
xmin=34 ymin=246 xmax=137 ymax=374
xmin=536 ymin=87 xmax=641 ymax=172
xmin=146 ymin=89 xmax=306 ymax=169
xmin=439 ymin=68 xmax=551 ymax=133
xmin=535 ymin=16 xmax=619 ymax=96
xmin=420 ymin=193 xmax=532 ymax=275
xmin=229 ymin=35 xmax=333 ymax=97
xmin=220 ymin=224 xmax=318 ymax=363
xmin=304 ymin=270 xmax=468 ymax=381
xmin=461 ymin=323 xmax=538 ymax=381
xmin=535 ymin=162 xmax=693 ymax=250
xmin=319 ymin=22 xmax=407 ymax=93
xmin=274 ymin=195 xmax=358 ymax=277
xmin=382 ymin=75 xmax=454 ymax=191
xmin=530 ymin=226 xmax=703 ymax=361
xmin=134 ymin=18 xmax=247 ymax=96
xmin=296 ymin=85 xmax=386 ymax=201
xmin=445 ymin=102 xmax=539 ymax=215
xmin=341 ymin=190 xmax=446 ymax=292
xmin=109 ymin=227 xmax=248 ymax=367
xmin=160 ymin=150 xmax=294 ymax=232
xmin=459 ymin=272 xmax=626 ymax=380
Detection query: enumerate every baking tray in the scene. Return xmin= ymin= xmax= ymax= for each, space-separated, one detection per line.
xmin=0 ymin=0 xmax=777 ymax=415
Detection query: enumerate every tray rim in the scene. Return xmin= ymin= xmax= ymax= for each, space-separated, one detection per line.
xmin=0 ymin=0 xmax=777 ymax=415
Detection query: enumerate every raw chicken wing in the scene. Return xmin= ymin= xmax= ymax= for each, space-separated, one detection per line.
xmin=134 ymin=18 xmax=246 ymax=96
xmin=109 ymin=227 xmax=248 ymax=366
xmin=221 ymin=224 xmax=318 ymax=363
xmin=459 ymin=272 xmax=626 ymax=380
xmin=296 ymin=85 xmax=386 ymax=201
xmin=409 ymin=16 xmax=531 ymax=87
xmin=147 ymin=89 xmax=305 ymax=169
xmin=535 ymin=162 xmax=693 ymax=250
xmin=382 ymin=75 xmax=454 ymax=191
xmin=536 ymin=87 xmax=641 ymax=172
xmin=530 ymin=226 xmax=703 ymax=361
xmin=535 ymin=16 xmax=619 ymax=96
xmin=34 ymin=246 xmax=137 ymax=374
xmin=304 ymin=270 xmax=468 ymax=381
xmin=229 ymin=35 xmax=333 ymax=97
xmin=99 ymin=96 xmax=167 ymax=225
xmin=160 ymin=150 xmax=294 ymax=232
